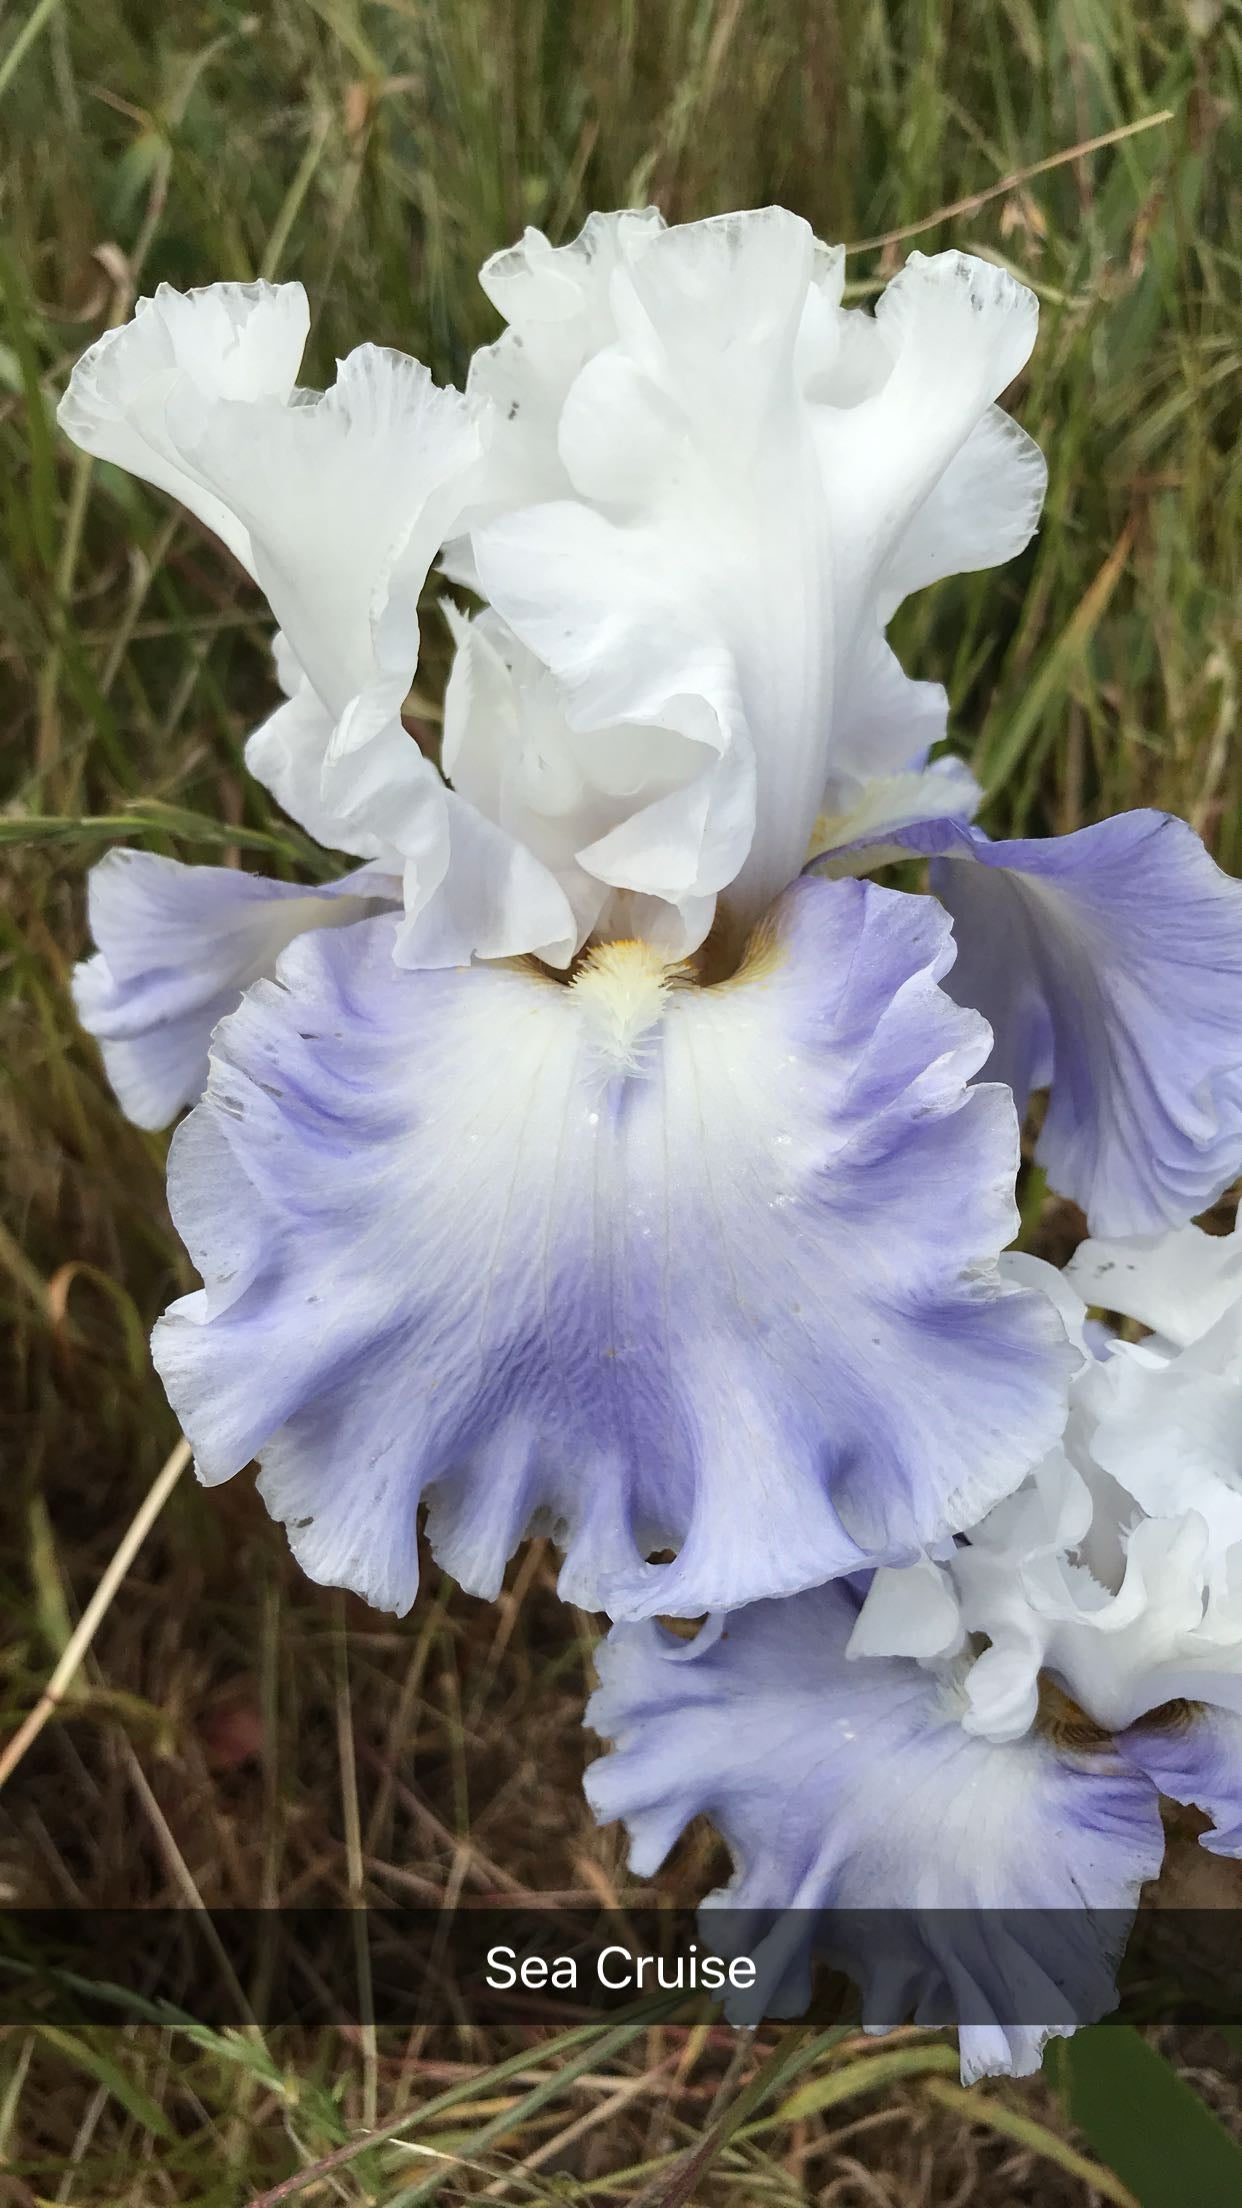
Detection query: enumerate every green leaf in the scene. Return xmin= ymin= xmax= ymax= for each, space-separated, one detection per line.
xmin=34 ymin=2025 xmax=176 ymax=2142
xmin=26 ymin=1492 xmax=75 ymax=1673
xmin=1067 ymin=2027 xmax=1242 ymax=2208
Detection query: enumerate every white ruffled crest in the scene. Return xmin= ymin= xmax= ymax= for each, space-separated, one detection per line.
xmin=244 ymin=635 xmax=384 ymax=862
xmin=175 ymin=343 xmax=472 ymax=723
xmin=58 ymin=287 xmax=474 ymax=720
xmin=246 ymin=647 xmax=577 ymax=965
xmin=959 ymin=1492 xmax=1242 ymax=1740
xmin=56 ymin=281 xmax=310 ymax=569
xmin=462 ymin=207 xmax=669 ymax=521
xmin=470 ymin=210 xmax=1044 ymax=947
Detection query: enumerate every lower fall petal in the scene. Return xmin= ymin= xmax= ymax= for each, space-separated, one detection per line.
xmin=816 ymin=809 xmax=1242 ymax=1236
xmin=933 ymin=814 xmax=1242 ymax=1235
xmin=585 ymin=1583 xmax=1164 ymax=2075
xmin=151 ymin=873 xmax=1070 ymax=1619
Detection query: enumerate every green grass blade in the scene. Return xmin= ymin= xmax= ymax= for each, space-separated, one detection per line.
xmin=0 ymin=806 xmax=321 ymax=860
xmin=775 ymin=2039 xmax=961 ymax=2119
xmin=0 ymin=236 xmax=56 ymax=573
xmin=0 ymin=0 xmax=69 ymax=102
xmin=33 ymin=2025 xmax=177 ymax=2143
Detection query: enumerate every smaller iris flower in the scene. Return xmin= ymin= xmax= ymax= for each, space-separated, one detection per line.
xmin=911 ymin=1221 xmax=1242 ymax=1735
xmin=586 ymin=1232 xmax=1242 ymax=2074
xmin=59 ymin=208 xmax=1242 ymax=1626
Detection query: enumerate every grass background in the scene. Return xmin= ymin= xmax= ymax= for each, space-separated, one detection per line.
xmin=1 ymin=0 xmax=1240 ymax=2199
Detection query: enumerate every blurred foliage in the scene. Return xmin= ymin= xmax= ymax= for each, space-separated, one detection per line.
xmin=1067 ymin=2027 xmax=1242 ymax=2207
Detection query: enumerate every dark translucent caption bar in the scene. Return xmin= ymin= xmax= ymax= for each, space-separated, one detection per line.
xmin=1 ymin=1908 xmax=1240 ymax=2027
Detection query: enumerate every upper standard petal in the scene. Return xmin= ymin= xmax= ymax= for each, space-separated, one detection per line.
xmin=59 ymin=293 xmax=524 ymax=950
xmin=56 ymin=280 xmax=309 ymax=570
xmin=470 ymin=217 xmax=1043 ymax=942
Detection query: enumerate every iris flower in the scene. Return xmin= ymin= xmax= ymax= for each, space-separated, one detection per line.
xmin=61 ymin=207 xmax=1242 ymax=1630
xmin=586 ymin=1229 xmax=1242 ymax=2076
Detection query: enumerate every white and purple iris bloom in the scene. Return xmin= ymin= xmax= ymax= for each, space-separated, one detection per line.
xmin=61 ymin=207 xmax=1242 ymax=2068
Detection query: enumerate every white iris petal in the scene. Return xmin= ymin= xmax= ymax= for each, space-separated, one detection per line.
xmin=57 ymin=283 xmax=577 ymax=967
xmin=471 ymin=208 xmax=1044 ymax=949
xmin=59 ymin=217 xmax=1044 ymax=965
